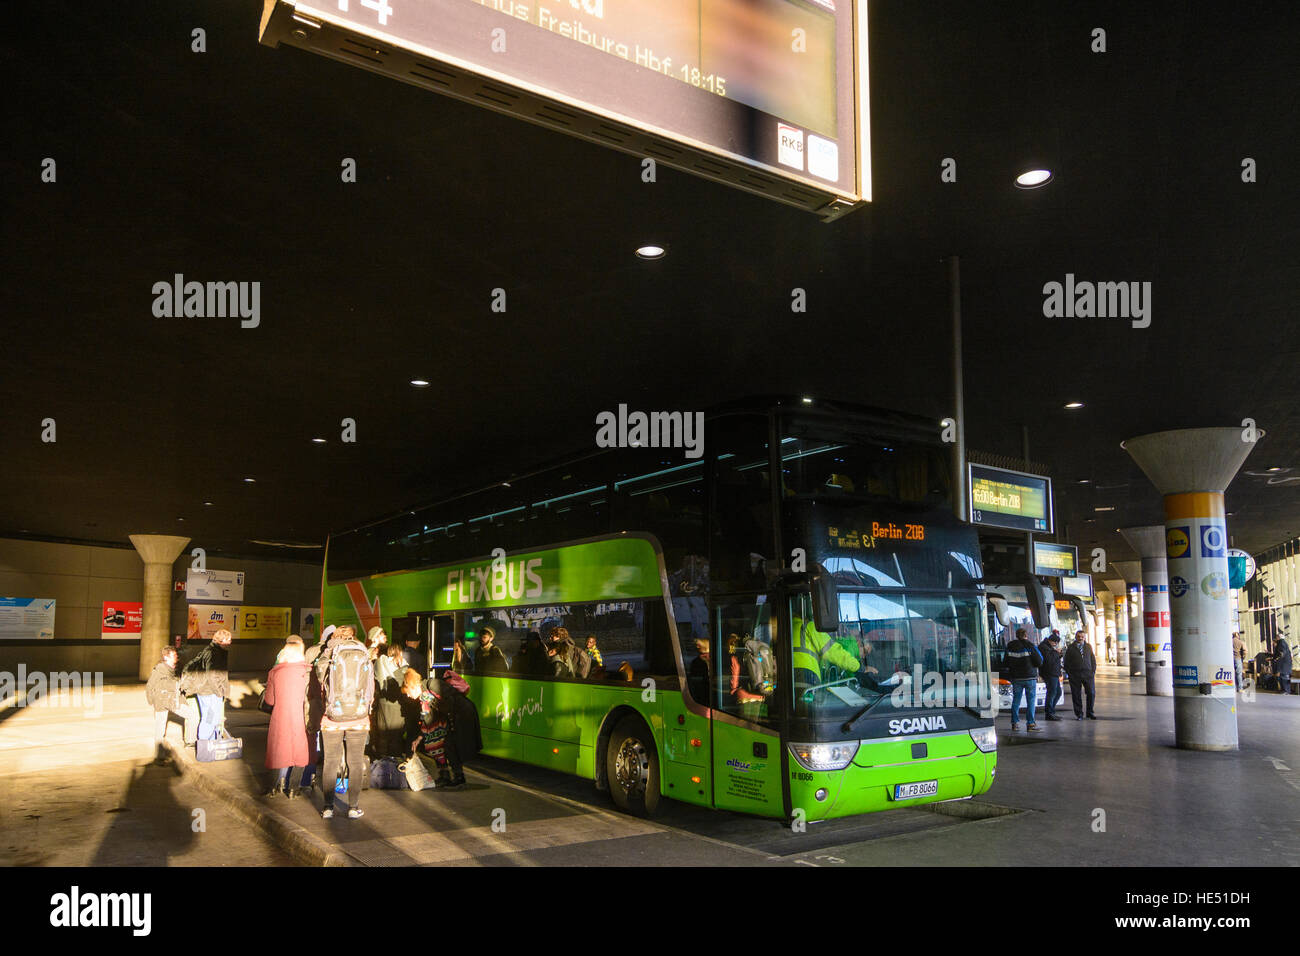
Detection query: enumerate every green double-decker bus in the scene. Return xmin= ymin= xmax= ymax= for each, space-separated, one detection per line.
xmin=322 ymin=397 xmax=997 ymax=820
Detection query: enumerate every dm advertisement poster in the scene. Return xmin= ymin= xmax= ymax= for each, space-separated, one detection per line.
xmin=187 ymin=604 xmax=240 ymax=642
xmin=101 ymin=601 xmax=143 ymax=640
xmin=0 ymin=597 xmax=56 ymax=640
xmin=239 ymin=606 xmax=293 ymax=640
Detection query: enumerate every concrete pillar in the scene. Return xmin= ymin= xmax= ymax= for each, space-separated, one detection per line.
xmin=1106 ymin=579 xmax=1129 ymax=666
xmin=1120 ymin=527 xmax=1172 ymax=696
xmin=129 ymin=534 xmax=189 ymax=681
xmin=1113 ymin=560 xmax=1144 ymax=676
xmin=1123 ymin=427 xmax=1259 ymax=752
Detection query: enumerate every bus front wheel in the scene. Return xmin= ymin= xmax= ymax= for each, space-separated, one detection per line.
xmin=606 ymin=716 xmax=661 ymax=816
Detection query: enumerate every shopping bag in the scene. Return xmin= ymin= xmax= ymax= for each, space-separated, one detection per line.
xmin=400 ymin=755 xmax=437 ymax=791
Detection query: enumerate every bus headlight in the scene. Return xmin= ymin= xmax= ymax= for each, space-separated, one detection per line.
xmin=789 ymin=741 xmax=859 ymax=771
xmin=970 ymin=727 xmax=998 ymax=753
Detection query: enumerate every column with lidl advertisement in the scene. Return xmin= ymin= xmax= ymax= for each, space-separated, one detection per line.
xmin=1123 ymin=427 xmax=1260 ymax=751
xmin=1121 ymin=527 xmax=1172 ymax=696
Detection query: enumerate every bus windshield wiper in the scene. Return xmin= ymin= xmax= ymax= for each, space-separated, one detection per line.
xmin=841 ymin=691 xmax=889 ymax=734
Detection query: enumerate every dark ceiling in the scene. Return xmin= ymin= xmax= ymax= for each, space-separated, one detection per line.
xmin=2 ymin=0 xmax=1297 ymax=574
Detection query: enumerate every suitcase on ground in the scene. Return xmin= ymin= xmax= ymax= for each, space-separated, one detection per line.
xmin=368 ymin=756 xmax=410 ymax=790
xmin=196 ymin=734 xmax=244 ymax=762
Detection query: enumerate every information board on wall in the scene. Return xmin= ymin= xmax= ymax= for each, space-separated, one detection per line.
xmin=0 ymin=598 xmax=56 ymax=640
xmin=259 ymin=0 xmax=871 ymax=218
xmin=968 ymin=463 xmax=1054 ymax=533
xmin=1033 ymin=541 xmax=1078 ymax=577
xmin=101 ymin=601 xmax=143 ymax=640
xmin=186 ymin=569 xmax=245 ymax=603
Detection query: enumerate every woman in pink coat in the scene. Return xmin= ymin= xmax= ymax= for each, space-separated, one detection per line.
xmin=263 ymin=636 xmax=311 ymax=798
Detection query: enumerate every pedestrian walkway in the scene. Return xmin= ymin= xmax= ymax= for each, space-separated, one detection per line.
xmin=0 ymin=679 xmax=292 ymax=866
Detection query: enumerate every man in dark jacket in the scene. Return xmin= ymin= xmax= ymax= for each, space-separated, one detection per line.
xmin=146 ymin=646 xmax=196 ymax=761
xmin=1039 ymin=632 xmax=1064 ymax=721
xmin=1275 ymin=638 xmax=1293 ymax=695
xmin=1064 ymin=630 xmax=1098 ymax=719
xmin=179 ymin=628 xmax=232 ymax=740
xmin=475 ymin=626 xmax=509 ymax=674
xmin=1004 ymin=628 xmax=1043 ymax=731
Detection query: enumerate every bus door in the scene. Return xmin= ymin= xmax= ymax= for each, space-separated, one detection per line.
xmin=709 ymin=593 xmax=785 ymax=817
xmin=406 ymin=611 xmax=457 ymax=678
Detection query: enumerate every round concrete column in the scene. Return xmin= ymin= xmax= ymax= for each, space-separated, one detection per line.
xmin=129 ymin=534 xmax=190 ymax=681
xmin=1106 ymin=579 xmax=1129 ymax=666
xmin=1120 ymin=527 xmax=1172 ymax=696
xmin=1113 ymin=560 xmax=1144 ymax=676
xmin=1123 ymin=427 xmax=1260 ymax=752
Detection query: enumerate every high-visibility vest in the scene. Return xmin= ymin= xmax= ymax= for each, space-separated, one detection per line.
xmin=791 ymin=618 xmax=861 ymax=680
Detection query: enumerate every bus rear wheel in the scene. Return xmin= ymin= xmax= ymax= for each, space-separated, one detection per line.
xmin=606 ymin=716 xmax=661 ymax=817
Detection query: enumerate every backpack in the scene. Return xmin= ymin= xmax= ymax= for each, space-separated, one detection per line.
xmin=322 ymin=639 xmax=374 ymax=722
xmin=569 ymin=641 xmax=591 ymax=679
xmin=740 ymin=639 xmax=775 ymax=694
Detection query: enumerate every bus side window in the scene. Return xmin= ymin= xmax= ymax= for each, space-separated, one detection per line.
xmin=713 ymin=600 xmax=775 ymax=722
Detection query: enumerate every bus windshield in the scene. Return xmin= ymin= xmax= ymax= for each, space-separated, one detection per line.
xmin=792 ymin=590 xmax=992 ymax=720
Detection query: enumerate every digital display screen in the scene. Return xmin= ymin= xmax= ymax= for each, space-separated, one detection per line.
xmin=968 ymin=463 xmax=1054 ymax=534
xmin=261 ymin=0 xmax=869 ymax=214
xmin=1059 ymin=572 xmax=1092 ymax=598
xmin=1032 ymin=541 xmax=1078 ymax=577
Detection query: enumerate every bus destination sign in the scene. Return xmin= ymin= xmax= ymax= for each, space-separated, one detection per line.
xmin=827 ymin=521 xmax=926 ymax=550
xmin=967 ymin=463 xmax=1054 ymax=534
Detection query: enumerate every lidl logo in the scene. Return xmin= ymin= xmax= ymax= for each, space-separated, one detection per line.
xmin=1199 ymin=524 xmax=1226 ymax=558
xmin=1170 ymin=576 xmax=1188 ymax=598
xmin=1166 ymin=526 xmax=1190 ymax=559
xmin=1201 ymin=572 xmax=1228 ymax=600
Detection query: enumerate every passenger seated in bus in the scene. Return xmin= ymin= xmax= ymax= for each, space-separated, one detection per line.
xmin=686 ymin=638 xmax=710 ymax=704
xmin=547 ymin=626 xmax=588 ymax=679
xmin=727 ymin=632 xmax=771 ymax=707
xmin=476 ymin=626 xmax=509 ymax=675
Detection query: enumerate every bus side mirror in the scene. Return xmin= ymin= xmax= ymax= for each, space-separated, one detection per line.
xmin=813 ymin=570 xmax=839 ymax=634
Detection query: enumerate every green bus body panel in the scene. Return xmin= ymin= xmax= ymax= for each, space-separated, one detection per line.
xmin=323 ymin=536 xmax=663 ymax=630
xmin=711 ymin=719 xmax=783 ymax=814
xmin=789 ymin=732 xmax=997 ymax=821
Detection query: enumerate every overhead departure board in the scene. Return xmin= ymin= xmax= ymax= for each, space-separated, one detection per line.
xmin=968 ymin=463 xmax=1054 ymax=534
xmin=1032 ymin=541 xmax=1078 ymax=577
xmin=259 ymin=0 xmax=870 ymax=219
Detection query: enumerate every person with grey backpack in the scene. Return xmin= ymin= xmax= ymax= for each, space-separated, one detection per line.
xmin=315 ymin=625 xmax=375 ymax=819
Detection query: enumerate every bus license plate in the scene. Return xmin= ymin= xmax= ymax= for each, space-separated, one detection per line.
xmin=894 ymin=780 xmax=938 ymax=800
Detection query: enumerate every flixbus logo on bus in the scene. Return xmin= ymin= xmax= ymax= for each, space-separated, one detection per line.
xmin=888 ymin=716 xmax=947 ymax=735
xmin=726 ymin=758 xmax=766 ymax=773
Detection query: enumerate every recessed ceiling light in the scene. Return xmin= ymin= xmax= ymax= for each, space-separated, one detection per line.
xmin=1078 ymin=479 xmax=1090 ymax=484
xmin=1267 ymin=467 xmax=1283 ymax=472
xmin=243 ymin=478 xmax=256 ymax=483
xmin=802 ymin=396 xmax=814 ymax=405
xmin=410 ymin=379 xmax=431 ymax=387
xmin=204 ymin=501 xmax=213 ymax=506
xmin=1094 ymin=506 xmax=1115 ymax=512
xmin=177 ymin=517 xmax=185 ymax=522
xmin=1064 ymin=402 xmax=1084 ymax=409
xmin=1016 ymin=168 xmax=1053 ymax=188
xmin=311 ymin=437 xmax=327 ymax=444
xmin=635 ymin=244 xmax=666 ymax=259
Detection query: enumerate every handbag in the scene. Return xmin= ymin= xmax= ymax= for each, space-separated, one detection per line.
xmin=197 ymin=728 xmax=244 ymax=762
xmin=399 ymin=754 xmax=437 ymax=791
xmin=258 ymin=689 xmax=273 ymax=715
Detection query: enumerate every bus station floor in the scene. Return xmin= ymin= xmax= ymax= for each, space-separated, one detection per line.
xmin=3 ymin=669 xmax=1298 ymax=867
